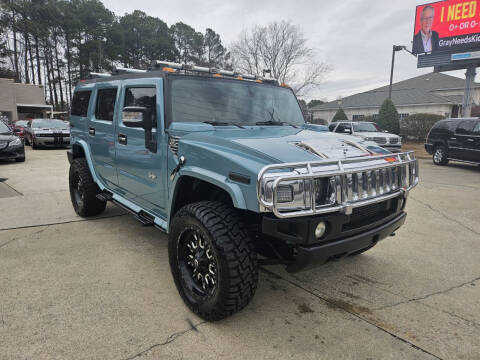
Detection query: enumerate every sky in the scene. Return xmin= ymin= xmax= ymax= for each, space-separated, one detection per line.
xmin=101 ymin=0 xmax=467 ymax=102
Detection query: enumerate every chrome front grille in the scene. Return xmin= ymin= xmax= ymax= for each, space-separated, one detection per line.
xmin=168 ymin=135 xmax=180 ymax=155
xmin=389 ymin=138 xmax=399 ymax=144
xmin=257 ymin=152 xmax=419 ymax=218
xmin=374 ymin=137 xmax=387 ymax=144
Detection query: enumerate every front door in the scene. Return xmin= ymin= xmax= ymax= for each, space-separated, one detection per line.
xmin=88 ymin=84 xmax=119 ymax=187
xmin=453 ymin=119 xmax=476 ymax=161
xmin=465 ymin=121 xmax=480 ymax=162
xmin=115 ymin=79 xmax=167 ymax=217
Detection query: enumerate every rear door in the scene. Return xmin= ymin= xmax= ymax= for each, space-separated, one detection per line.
xmin=88 ymin=83 xmax=119 ymax=187
xmin=115 ymin=78 xmax=167 ymax=216
xmin=453 ymin=120 xmax=476 ymax=161
xmin=466 ymin=120 xmax=480 ymax=162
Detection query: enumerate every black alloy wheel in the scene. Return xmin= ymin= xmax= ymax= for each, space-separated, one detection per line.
xmin=433 ymin=145 xmax=449 ymax=166
xmin=169 ymin=201 xmax=258 ymax=321
xmin=69 ymin=158 xmax=106 ymax=217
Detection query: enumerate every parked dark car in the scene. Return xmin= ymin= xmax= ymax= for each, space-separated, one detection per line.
xmin=13 ymin=120 xmax=29 ymax=142
xmin=425 ymin=118 xmax=480 ymax=166
xmin=0 ymin=120 xmax=25 ymax=162
xmin=24 ymin=119 xmax=71 ymax=149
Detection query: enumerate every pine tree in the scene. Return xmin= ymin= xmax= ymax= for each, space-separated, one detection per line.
xmin=377 ymin=98 xmax=400 ymax=134
xmin=332 ymin=107 xmax=348 ymax=122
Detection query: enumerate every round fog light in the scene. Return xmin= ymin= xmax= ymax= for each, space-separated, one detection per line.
xmin=315 ymin=221 xmax=326 ymax=239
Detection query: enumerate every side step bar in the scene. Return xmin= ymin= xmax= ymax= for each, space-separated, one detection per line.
xmin=96 ymin=190 xmax=164 ymax=230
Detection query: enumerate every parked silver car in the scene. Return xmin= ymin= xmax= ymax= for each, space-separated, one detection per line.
xmin=24 ymin=119 xmax=70 ymax=149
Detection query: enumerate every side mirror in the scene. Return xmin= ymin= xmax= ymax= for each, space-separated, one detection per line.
xmin=122 ymin=106 xmax=150 ymax=128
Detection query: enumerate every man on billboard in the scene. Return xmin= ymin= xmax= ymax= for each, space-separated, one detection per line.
xmin=412 ymin=5 xmax=439 ymax=55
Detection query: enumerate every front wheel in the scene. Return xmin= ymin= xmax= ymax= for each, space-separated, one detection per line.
xmin=433 ymin=145 xmax=448 ymax=166
xmin=69 ymin=158 xmax=106 ymax=217
xmin=169 ymin=201 xmax=258 ymax=321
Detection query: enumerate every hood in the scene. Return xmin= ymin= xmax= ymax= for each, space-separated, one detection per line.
xmin=0 ymin=133 xmax=16 ymax=141
xmin=171 ymin=123 xmax=387 ymax=164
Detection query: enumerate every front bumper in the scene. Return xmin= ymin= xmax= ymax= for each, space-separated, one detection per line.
xmin=286 ymin=211 xmax=406 ymax=272
xmin=424 ymin=143 xmax=434 ymax=154
xmin=33 ymin=136 xmax=70 ymax=147
xmin=0 ymin=145 xmax=25 ymax=160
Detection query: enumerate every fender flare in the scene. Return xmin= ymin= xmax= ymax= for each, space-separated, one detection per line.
xmin=70 ymin=140 xmax=107 ymax=191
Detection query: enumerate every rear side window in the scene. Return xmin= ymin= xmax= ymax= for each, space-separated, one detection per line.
xmin=71 ymin=91 xmax=91 ymax=116
xmin=456 ymin=120 xmax=475 ymax=135
xmin=124 ymin=87 xmax=157 ymax=128
xmin=95 ymin=88 xmax=118 ymax=121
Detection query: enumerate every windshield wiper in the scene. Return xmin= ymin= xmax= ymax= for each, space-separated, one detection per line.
xmin=255 ymin=120 xmax=297 ymax=128
xmin=203 ymin=121 xmax=245 ymax=129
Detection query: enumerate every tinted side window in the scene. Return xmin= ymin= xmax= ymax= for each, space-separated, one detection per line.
xmin=473 ymin=121 xmax=480 ymax=134
xmin=456 ymin=120 xmax=475 ymax=135
xmin=71 ymin=91 xmax=92 ymax=116
xmin=124 ymin=87 xmax=157 ymax=128
xmin=95 ymin=88 xmax=117 ymax=121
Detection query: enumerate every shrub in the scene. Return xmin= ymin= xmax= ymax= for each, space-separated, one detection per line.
xmin=332 ymin=108 xmax=348 ymax=122
xmin=312 ymin=118 xmax=328 ymax=125
xmin=401 ymin=113 xmax=444 ymax=141
xmin=377 ymin=99 xmax=400 ymax=134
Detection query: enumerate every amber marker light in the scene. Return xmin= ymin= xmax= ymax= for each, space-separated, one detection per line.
xmin=280 ymin=83 xmax=289 ymax=87
xmin=236 ymin=76 xmax=243 ymax=80
xmin=213 ymin=73 xmax=222 ymax=78
xmin=255 ymin=79 xmax=262 ymax=83
xmin=162 ymin=67 xmax=176 ymax=72
xmin=384 ymin=157 xmax=397 ymax=163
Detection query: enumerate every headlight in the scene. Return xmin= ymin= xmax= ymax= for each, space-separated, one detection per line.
xmin=262 ymin=177 xmax=336 ymax=210
xmin=9 ymin=137 xmax=22 ymax=146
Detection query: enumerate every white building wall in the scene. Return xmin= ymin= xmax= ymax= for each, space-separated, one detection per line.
xmin=312 ymin=104 xmax=454 ymax=123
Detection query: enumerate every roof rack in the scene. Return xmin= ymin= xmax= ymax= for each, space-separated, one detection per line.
xmin=113 ymin=67 xmax=147 ymax=74
xmin=149 ymin=60 xmax=278 ymax=84
xmin=89 ymin=72 xmax=111 ymax=79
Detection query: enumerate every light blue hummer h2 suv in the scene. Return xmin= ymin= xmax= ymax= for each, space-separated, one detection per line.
xmin=68 ymin=61 xmax=419 ymax=321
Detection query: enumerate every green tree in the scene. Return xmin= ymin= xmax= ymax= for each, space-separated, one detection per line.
xmin=204 ymin=28 xmax=226 ymax=68
xmin=377 ymin=98 xmax=400 ymax=134
xmin=116 ymin=10 xmax=176 ymax=69
xmin=171 ymin=22 xmax=203 ymax=64
xmin=332 ymin=107 xmax=348 ymax=122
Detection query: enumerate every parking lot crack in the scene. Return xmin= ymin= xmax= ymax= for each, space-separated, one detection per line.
xmin=122 ymin=321 xmax=206 ymax=360
xmin=375 ymin=276 xmax=480 ymax=311
xmin=261 ymin=268 xmax=443 ymax=360
xmin=410 ymin=196 xmax=480 ymax=236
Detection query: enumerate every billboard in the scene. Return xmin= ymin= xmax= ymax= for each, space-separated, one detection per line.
xmin=413 ymin=0 xmax=480 ymax=55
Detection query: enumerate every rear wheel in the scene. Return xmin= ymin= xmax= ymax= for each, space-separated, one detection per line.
xmin=69 ymin=158 xmax=106 ymax=217
xmin=433 ymin=145 xmax=448 ymax=166
xmin=169 ymin=201 xmax=258 ymax=321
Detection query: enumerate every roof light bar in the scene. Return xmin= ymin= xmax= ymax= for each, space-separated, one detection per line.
xmin=89 ymin=72 xmax=111 ymax=78
xmin=114 ymin=67 xmax=147 ymax=74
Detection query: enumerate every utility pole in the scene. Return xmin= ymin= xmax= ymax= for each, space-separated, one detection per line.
xmin=462 ymin=65 xmax=476 ymax=117
xmin=389 ymin=45 xmax=406 ymax=100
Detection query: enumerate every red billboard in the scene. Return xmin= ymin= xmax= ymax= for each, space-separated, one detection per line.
xmin=413 ymin=0 xmax=480 ymax=55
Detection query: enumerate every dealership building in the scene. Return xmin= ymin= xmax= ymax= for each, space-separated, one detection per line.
xmin=310 ymin=72 xmax=480 ymax=123
xmin=0 ymin=78 xmax=52 ymax=123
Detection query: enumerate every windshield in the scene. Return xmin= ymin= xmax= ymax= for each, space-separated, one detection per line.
xmin=31 ymin=119 xmax=67 ymax=129
xmin=15 ymin=120 xmax=29 ymax=127
xmin=353 ymin=123 xmax=379 ymax=132
xmin=170 ymin=77 xmax=305 ymax=127
xmin=0 ymin=121 xmax=11 ymax=133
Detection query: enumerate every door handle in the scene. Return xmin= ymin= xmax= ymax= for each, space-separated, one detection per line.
xmin=118 ymin=134 xmax=127 ymax=145
xmin=467 ymin=138 xmax=474 ymax=142
xmin=89 ymin=127 xmax=95 ymax=136
xmin=450 ymin=137 xmax=456 ymax=140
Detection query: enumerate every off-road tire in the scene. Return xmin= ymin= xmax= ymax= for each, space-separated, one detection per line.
xmin=433 ymin=145 xmax=449 ymax=166
xmin=69 ymin=158 xmax=106 ymax=217
xmin=169 ymin=201 xmax=258 ymax=321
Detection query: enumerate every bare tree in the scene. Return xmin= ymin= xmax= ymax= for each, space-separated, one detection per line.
xmin=231 ymin=21 xmax=330 ymax=97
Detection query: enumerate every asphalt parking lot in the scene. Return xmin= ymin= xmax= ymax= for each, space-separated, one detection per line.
xmin=1 ymin=148 xmax=479 ymax=360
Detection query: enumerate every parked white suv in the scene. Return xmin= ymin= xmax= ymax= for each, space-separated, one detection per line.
xmin=329 ymin=121 xmax=401 ymax=152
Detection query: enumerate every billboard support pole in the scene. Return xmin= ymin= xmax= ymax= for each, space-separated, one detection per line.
xmin=389 ymin=45 xmax=396 ymax=100
xmin=462 ymin=65 xmax=476 ymax=117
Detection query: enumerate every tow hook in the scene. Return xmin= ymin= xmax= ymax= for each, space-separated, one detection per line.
xmin=170 ymin=156 xmax=185 ymax=181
